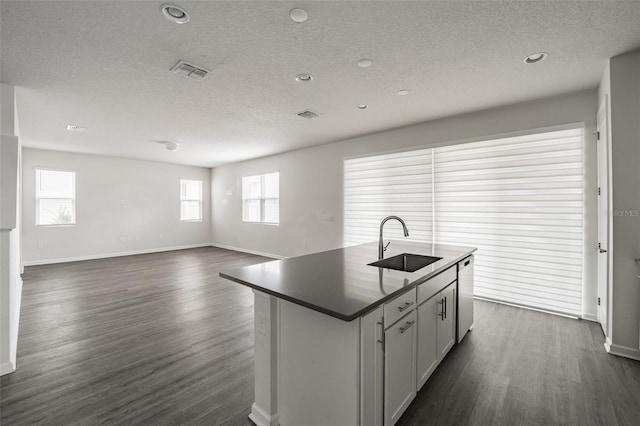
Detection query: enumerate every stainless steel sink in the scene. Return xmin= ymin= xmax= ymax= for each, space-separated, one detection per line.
xmin=368 ymin=253 xmax=442 ymax=272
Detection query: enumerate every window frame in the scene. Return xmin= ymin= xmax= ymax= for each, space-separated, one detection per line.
xmin=343 ymin=125 xmax=585 ymax=317
xmin=242 ymin=171 xmax=280 ymax=225
xmin=35 ymin=168 xmax=76 ymax=227
xmin=179 ymin=179 xmax=203 ymax=222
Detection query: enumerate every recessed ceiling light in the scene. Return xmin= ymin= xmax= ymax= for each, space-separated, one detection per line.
xmin=289 ymin=8 xmax=308 ymax=23
xmin=297 ymin=110 xmax=320 ymax=119
xmin=358 ymin=59 xmax=373 ymax=68
xmin=524 ymin=52 xmax=548 ymax=64
xmin=296 ymin=73 xmax=313 ymax=82
xmin=161 ymin=4 xmax=190 ymax=24
xmin=66 ymin=125 xmax=86 ymax=132
xmin=397 ymin=89 xmax=410 ymax=95
xmin=357 ymin=104 xmax=368 ymax=110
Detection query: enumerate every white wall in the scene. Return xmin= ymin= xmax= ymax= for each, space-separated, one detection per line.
xmin=600 ymin=49 xmax=640 ymax=359
xmin=1 ymin=83 xmax=22 ymax=376
xmin=22 ymin=149 xmax=211 ymax=264
xmin=211 ymin=89 xmax=599 ymax=319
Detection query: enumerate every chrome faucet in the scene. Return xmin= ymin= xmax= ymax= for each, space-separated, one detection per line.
xmin=378 ymin=216 xmax=409 ymax=259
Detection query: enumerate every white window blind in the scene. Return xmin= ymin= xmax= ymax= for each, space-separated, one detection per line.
xmin=344 ymin=148 xmax=433 ymax=246
xmin=36 ymin=169 xmax=76 ymax=226
xmin=180 ymin=179 xmax=202 ymax=221
xmin=433 ymin=128 xmax=584 ymax=316
xmin=343 ymin=127 xmax=585 ymax=317
xmin=242 ymin=172 xmax=279 ymax=224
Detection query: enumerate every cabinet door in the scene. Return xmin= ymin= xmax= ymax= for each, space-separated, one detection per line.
xmin=437 ymin=283 xmax=456 ymax=361
xmin=360 ymin=307 xmax=384 ymax=426
xmin=416 ymin=296 xmax=439 ymax=391
xmin=384 ymin=310 xmax=417 ymax=426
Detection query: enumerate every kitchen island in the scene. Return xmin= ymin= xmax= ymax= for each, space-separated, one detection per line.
xmin=220 ymin=240 xmax=476 ymax=426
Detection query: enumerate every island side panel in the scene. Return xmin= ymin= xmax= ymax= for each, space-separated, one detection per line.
xmin=250 ymin=291 xmax=279 ymax=426
xmin=278 ymin=299 xmax=360 ymax=426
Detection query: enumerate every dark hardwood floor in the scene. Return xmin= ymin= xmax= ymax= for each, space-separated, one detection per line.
xmin=1 ymin=247 xmax=639 ymax=425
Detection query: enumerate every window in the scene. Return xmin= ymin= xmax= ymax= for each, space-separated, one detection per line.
xmin=242 ymin=172 xmax=279 ymax=224
xmin=344 ymin=148 xmax=433 ymax=245
xmin=180 ymin=179 xmax=202 ymax=221
xmin=344 ymin=127 xmax=585 ymax=317
xmin=36 ymin=169 xmax=76 ymax=226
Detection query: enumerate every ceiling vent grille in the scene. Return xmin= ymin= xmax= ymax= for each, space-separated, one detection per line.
xmin=297 ymin=110 xmax=320 ymax=119
xmin=170 ymin=60 xmax=209 ymax=81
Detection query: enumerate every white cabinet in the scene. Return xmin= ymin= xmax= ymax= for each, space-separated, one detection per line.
xmin=384 ymin=310 xmax=417 ymax=426
xmin=253 ymin=261 xmax=469 ymax=426
xmin=416 ymin=281 xmax=456 ymax=391
xmin=437 ymin=283 xmax=456 ymax=361
xmin=416 ymin=295 xmax=439 ymax=389
xmin=360 ymin=306 xmax=384 ymax=426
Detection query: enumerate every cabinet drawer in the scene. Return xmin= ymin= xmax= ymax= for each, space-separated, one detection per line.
xmin=417 ymin=265 xmax=456 ymax=305
xmin=384 ymin=288 xmax=416 ymax=328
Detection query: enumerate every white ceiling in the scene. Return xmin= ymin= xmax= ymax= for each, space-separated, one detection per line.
xmin=2 ymin=1 xmax=639 ymax=168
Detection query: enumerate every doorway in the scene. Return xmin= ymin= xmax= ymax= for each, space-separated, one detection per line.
xmin=596 ymin=97 xmax=611 ymax=336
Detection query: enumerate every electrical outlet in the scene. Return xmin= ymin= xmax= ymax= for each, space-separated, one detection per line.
xmin=321 ymin=214 xmax=334 ymax=222
xmin=36 ymin=242 xmax=44 ymax=249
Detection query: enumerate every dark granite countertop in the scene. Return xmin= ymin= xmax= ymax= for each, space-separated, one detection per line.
xmin=219 ymin=241 xmax=476 ymax=321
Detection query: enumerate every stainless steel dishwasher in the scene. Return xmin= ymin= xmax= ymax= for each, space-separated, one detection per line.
xmin=457 ymin=255 xmax=474 ymax=342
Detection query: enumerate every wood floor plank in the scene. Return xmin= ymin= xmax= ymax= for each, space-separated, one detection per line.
xmin=1 ymin=247 xmax=639 ymax=425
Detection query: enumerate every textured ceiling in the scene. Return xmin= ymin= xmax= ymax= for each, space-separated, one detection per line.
xmin=1 ymin=1 xmax=639 ymax=167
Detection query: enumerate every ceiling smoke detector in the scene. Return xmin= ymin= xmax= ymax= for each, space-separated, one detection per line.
xmin=165 ymin=142 xmax=180 ymax=151
xmin=66 ymin=125 xmax=86 ymax=132
xmin=170 ymin=60 xmax=209 ymax=81
xmin=154 ymin=141 xmax=180 ymax=151
xmin=297 ymin=110 xmax=319 ymax=119
xmin=161 ymin=4 xmax=190 ymax=24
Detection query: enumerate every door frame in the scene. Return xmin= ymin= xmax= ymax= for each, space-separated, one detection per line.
xmin=596 ymin=96 xmax=612 ymax=338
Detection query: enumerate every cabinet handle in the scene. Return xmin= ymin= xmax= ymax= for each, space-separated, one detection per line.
xmin=377 ymin=321 xmax=384 ymax=345
xmin=444 ymin=296 xmax=447 ymax=319
xmin=398 ymin=301 xmax=414 ymax=312
xmin=399 ymin=320 xmax=415 ymax=334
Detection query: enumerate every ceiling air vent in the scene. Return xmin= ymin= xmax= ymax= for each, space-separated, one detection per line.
xmin=170 ymin=60 xmax=209 ymax=81
xmin=297 ymin=110 xmax=320 ymax=119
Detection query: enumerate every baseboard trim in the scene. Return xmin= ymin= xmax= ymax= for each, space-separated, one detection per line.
xmin=581 ymin=313 xmax=598 ymax=322
xmin=210 ymin=243 xmax=286 ymax=260
xmin=605 ymin=342 xmax=640 ymax=362
xmin=473 ymin=296 xmax=579 ymax=319
xmin=0 ymin=360 xmax=16 ymax=376
xmin=22 ymin=243 xmax=212 ymax=266
xmin=248 ymin=403 xmax=279 ymax=426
